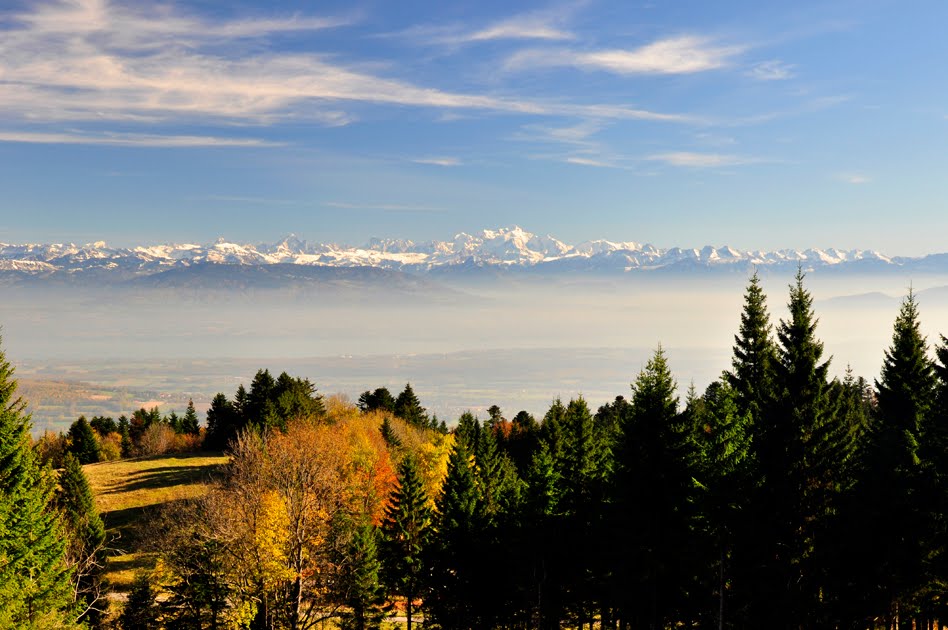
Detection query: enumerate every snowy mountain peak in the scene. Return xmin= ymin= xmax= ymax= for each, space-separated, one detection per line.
xmin=0 ymin=228 xmax=928 ymax=280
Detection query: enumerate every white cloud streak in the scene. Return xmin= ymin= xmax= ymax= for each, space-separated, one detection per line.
xmin=565 ymin=156 xmax=620 ymax=168
xmin=0 ymin=0 xmax=691 ymax=131
xmin=0 ymin=130 xmax=280 ymax=147
xmin=647 ymin=152 xmax=760 ymax=168
xmin=836 ymin=173 xmax=870 ymax=184
xmin=747 ymin=60 xmax=796 ymax=81
xmin=412 ymin=157 xmax=462 ymax=167
xmin=324 ymin=201 xmax=446 ymax=213
xmin=383 ymin=6 xmax=576 ymax=46
xmin=505 ymin=36 xmax=745 ymax=75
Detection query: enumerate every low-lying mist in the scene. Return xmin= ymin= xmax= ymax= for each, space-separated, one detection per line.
xmin=6 ymin=269 xmax=948 ymax=430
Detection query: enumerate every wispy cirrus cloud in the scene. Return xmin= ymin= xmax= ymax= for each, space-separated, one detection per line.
xmin=0 ymin=130 xmax=281 ymax=147
xmin=382 ymin=6 xmax=578 ymax=46
xmin=513 ymin=120 xmax=604 ymax=148
xmin=505 ymin=36 xmax=745 ymax=75
xmin=324 ymin=201 xmax=446 ymax=213
xmin=647 ymin=151 xmax=761 ymax=168
xmin=196 ymin=195 xmax=299 ymax=204
xmin=835 ymin=172 xmax=871 ymax=184
xmin=564 ymin=156 xmax=622 ymax=168
xmin=747 ymin=60 xmax=796 ymax=81
xmin=412 ymin=157 xmax=462 ymax=167
xmin=514 ymin=121 xmax=622 ymax=168
xmin=0 ymin=0 xmax=691 ymax=133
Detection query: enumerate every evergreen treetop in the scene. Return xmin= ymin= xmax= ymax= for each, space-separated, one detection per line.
xmin=0 ymin=338 xmax=77 ymax=628
xmin=727 ymin=271 xmax=776 ymax=422
xmin=67 ymin=416 xmax=100 ymax=465
xmin=394 ymin=383 xmax=428 ymax=428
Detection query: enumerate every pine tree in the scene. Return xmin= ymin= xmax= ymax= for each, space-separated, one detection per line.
xmin=454 ymin=411 xmax=480 ymax=452
xmin=927 ymin=335 xmax=948 ymax=617
xmin=611 ymin=346 xmax=702 ymax=628
xmin=67 ymin=416 xmax=100 ymax=464
xmin=727 ymin=271 xmax=777 ymax=424
xmin=166 ymin=410 xmax=181 ymax=434
xmin=203 ymin=393 xmax=237 ymax=451
xmin=381 ymin=456 xmax=432 ymax=630
xmin=119 ymin=572 xmax=158 ymax=630
xmin=557 ymin=397 xmax=608 ymax=515
xmin=181 ymin=399 xmax=200 ymax=436
xmin=379 ymin=416 xmax=401 ymax=449
xmin=540 ymin=398 xmax=567 ymax=465
xmin=55 ymin=453 xmax=107 ymax=625
xmin=0 ymin=338 xmax=76 ymax=628
xmin=117 ymin=416 xmax=132 ymax=458
xmin=525 ymin=442 xmax=558 ymax=519
xmin=88 ymin=416 xmax=116 ymax=436
xmin=245 ymin=369 xmax=277 ymax=429
xmin=394 ymin=384 xmax=427 ymax=428
xmin=857 ymin=291 xmax=937 ymax=622
xmin=338 ymin=518 xmax=385 ymax=630
xmin=473 ymin=426 xmax=521 ymax=525
xmin=427 ymin=439 xmax=479 ymax=628
xmin=766 ymin=269 xmax=845 ymax=626
xmin=271 ymin=372 xmax=324 ymax=427
xmin=508 ymin=410 xmax=540 ymax=476
xmin=692 ymin=379 xmax=753 ymax=630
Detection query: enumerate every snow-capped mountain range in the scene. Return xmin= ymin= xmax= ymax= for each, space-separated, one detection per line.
xmin=0 ymin=226 xmax=941 ymax=281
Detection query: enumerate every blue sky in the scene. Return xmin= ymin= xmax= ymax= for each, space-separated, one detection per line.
xmin=1 ymin=0 xmax=947 ymax=254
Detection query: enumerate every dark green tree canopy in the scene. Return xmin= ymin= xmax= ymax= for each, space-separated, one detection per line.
xmin=0 ymin=338 xmax=76 ymax=627
xmin=381 ymin=456 xmax=432 ymax=630
xmin=358 ymin=387 xmax=396 ymax=414
xmin=67 ymin=415 xmax=100 ymax=465
xmin=394 ymin=383 xmax=428 ymax=428
xmin=180 ymin=399 xmax=200 ymax=436
xmin=727 ymin=271 xmax=776 ymax=423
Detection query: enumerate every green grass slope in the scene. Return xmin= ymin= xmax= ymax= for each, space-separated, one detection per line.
xmin=84 ymin=452 xmax=228 ymax=593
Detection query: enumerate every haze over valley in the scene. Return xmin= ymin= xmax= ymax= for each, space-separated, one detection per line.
xmin=7 ymin=227 xmax=946 ymax=433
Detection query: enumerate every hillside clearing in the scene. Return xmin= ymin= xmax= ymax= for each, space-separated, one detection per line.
xmin=84 ymin=452 xmax=228 ymax=592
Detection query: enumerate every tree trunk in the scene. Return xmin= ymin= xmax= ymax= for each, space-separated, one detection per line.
xmin=719 ymin=545 xmax=725 ymax=630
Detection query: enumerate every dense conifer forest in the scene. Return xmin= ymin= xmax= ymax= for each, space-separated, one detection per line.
xmin=5 ymin=270 xmax=948 ymax=628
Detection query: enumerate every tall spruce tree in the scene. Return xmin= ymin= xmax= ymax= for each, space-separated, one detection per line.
xmin=338 ymin=517 xmax=385 ymax=630
xmin=612 ymin=346 xmax=702 ymax=628
xmin=427 ymin=439 xmax=479 ymax=628
xmin=56 ymin=453 xmax=107 ymax=626
xmin=473 ymin=426 xmax=521 ymax=525
xmin=557 ymin=397 xmax=608 ymax=515
xmin=203 ymin=393 xmax=237 ymax=451
xmin=181 ymin=399 xmax=200 ymax=436
xmin=0 ymin=338 xmax=77 ymax=628
xmin=765 ymin=269 xmax=845 ymax=627
xmin=858 ymin=291 xmax=937 ymax=623
xmin=692 ymin=380 xmax=753 ymax=630
xmin=555 ymin=396 xmax=610 ymax=626
xmin=358 ymin=387 xmax=396 ymax=414
xmin=379 ymin=416 xmax=401 ymax=449
xmin=927 ymin=335 xmax=948 ymax=618
xmin=540 ymin=398 xmax=568 ymax=466
xmin=67 ymin=416 xmax=100 ymax=464
xmin=381 ymin=456 xmax=432 ymax=630
xmin=394 ymin=384 xmax=427 ymax=428
xmin=727 ymin=271 xmax=777 ymax=424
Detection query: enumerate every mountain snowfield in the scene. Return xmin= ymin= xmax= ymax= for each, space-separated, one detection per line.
xmin=0 ymin=226 xmax=934 ymax=279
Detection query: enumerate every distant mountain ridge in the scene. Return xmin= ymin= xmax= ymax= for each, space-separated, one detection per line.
xmin=0 ymin=226 xmax=942 ymax=282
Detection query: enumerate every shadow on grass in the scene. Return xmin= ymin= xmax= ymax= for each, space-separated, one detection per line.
xmin=104 ymin=462 xmax=226 ymax=495
xmin=104 ymin=554 xmax=157 ymax=593
xmin=109 ymin=464 xmax=224 ymax=494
